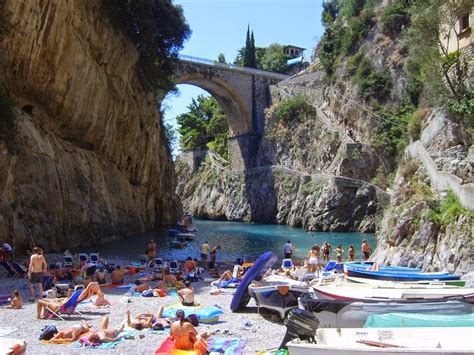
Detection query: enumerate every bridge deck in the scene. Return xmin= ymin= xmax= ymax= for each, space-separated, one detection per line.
xmin=178 ymin=54 xmax=289 ymax=80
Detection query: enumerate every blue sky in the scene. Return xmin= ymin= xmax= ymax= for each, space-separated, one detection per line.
xmin=163 ymin=0 xmax=325 ymax=152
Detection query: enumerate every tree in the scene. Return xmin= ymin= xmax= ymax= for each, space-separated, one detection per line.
xmin=216 ymin=53 xmax=227 ymax=64
xmin=260 ymin=44 xmax=291 ymax=73
xmin=101 ymin=0 xmax=191 ymax=92
xmin=248 ymin=31 xmax=257 ymax=68
xmin=242 ymin=25 xmax=257 ymax=68
xmin=405 ymin=0 xmax=474 ymax=106
xmin=176 ymin=95 xmax=228 ymax=156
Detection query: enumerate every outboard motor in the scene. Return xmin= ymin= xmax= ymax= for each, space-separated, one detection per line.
xmin=279 ymin=307 xmax=319 ymax=349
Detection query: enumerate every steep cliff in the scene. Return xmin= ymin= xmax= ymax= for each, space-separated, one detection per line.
xmin=0 ymin=0 xmax=181 ymax=252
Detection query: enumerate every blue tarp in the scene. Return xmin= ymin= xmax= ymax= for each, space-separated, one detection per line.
xmin=287 ymin=56 xmax=303 ymax=66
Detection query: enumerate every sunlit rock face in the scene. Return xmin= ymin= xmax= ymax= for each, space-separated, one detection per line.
xmin=0 ymin=0 xmax=180 ymax=252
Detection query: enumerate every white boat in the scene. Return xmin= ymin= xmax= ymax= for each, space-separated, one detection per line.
xmin=248 ymin=275 xmax=309 ymax=318
xmin=312 ymin=282 xmax=474 ymax=301
xmin=176 ymin=232 xmax=195 ymax=241
xmin=346 ymin=276 xmax=466 ymax=287
xmin=287 ymin=327 xmax=474 ymax=354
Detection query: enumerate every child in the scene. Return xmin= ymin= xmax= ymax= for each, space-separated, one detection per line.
xmin=9 ymin=290 xmax=22 ymax=309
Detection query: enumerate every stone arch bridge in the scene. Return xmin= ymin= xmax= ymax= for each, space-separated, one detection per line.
xmin=174 ymin=55 xmax=288 ymax=170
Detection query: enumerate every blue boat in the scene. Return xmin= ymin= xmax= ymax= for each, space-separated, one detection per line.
xmin=344 ymin=262 xmax=421 ymax=273
xmin=346 ymin=267 xmax=461 ymax=281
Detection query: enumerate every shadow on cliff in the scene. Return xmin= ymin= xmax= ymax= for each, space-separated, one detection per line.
xmin=243 ymin=165 xmax=278 ymax=224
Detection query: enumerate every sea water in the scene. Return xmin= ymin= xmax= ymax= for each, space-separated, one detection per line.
xmin=76 ymin=219 xmax=376 ymax=263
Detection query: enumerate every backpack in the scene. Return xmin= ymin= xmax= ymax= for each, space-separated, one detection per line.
xmin=141 ymin=289 xmax=154 ymax=297
xmin=186 ymin=313 xmax=200 ymax=327
xmin=39 ymin=325 xmax=58 ymax=341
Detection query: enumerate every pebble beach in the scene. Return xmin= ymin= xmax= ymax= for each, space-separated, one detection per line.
xmin=0 ymin=256 xmax=288 ymax=354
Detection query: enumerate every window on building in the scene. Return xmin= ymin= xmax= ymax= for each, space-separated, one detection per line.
xmin=458 ymin=14 xmax=470 ymax=34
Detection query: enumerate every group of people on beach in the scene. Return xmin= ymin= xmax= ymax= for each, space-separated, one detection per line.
xmin=283 ymin=239 xmax=373 ymax=271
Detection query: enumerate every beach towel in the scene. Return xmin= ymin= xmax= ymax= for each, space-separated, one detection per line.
xmin=102 ymin=283 xmax=134 ymax=289
xmin=77 ymin=329 xmax=137 ymax=349
xmin=208 ymin=337 xmax=246 ymax=355
xmin=154 ymin=336 xmax=244 ymax=355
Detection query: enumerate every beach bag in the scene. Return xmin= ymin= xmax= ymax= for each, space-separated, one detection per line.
xmin=141 ymin=289 xmax=154 ymax=297
xmin=43 ymin=288 xmax=57 ymax=299
xmin=39 ymin=325 xmax=58 ymax=340
xmin=186 ymin=313 xmax=200 ymax=327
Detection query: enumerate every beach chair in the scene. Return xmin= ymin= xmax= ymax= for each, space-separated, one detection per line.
xmin=0 ymin=261 xmax=17 ymax=278
xmin=153 ymin=258 xmax=164 ymax=272
xmin=10 ymin=262 xmax=27 ymax=278
xmin=78 ymin=253 xmax=89 ymax=264
xmin=281 ymin=258 xmax=294 ymax=270
xmin=42 ymin=275 xmax=55 ymax=292
xmin=89 ymin=253 xmax=99 ymax=265
xmin=168 ymin=260 xmax=180 ymax=274
xmin=45 ymin=288 xmax=84 ymax=321
xmin=323 ymin=260 xmax=337 ymax=272
xmin=63 ymin=255 xmax=73 ymax=268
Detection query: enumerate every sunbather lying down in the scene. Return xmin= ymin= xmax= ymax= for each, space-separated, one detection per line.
xmin=36 ymin=282 xmax=102 ymax=319
xmin=88 ymin=316 xmax=124 ymax=344
xmin=50 ymin=320 xmax=90 ymax=342
xmin=127 ymin=305 xmax=173 ymax=330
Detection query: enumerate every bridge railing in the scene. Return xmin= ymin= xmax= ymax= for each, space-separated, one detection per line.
xmin=178 ymin=54 xmax=289 ymax=80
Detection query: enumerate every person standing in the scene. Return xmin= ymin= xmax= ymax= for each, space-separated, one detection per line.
xmin=335 ymin=245 xmax=344 ymax=263
xmin=28 ymin=247 xmax=47 ymax=302
xmin=147 ymin=239 xmax=157 ymax=260
xmin=348 ymin=245 xmax=356 ymax=261
xmin=283 ymin=241 xmax=295 ymax=259
xmin=209 ymin=245 xmax=221 ymax=270
xmin=322 ymin=241 xmax=332 ymax=263
xmin=200 ymin=241 xmax=210 ymax=265
xmin=361 ymin=240 xmax=372 ymax=261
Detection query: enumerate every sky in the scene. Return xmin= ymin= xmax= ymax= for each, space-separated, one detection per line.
xmin=163 ymin=0 xmax=325 ymax=153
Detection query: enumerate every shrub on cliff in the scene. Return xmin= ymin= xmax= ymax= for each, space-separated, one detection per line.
xmin=102 ymin=0 xmax=190 ymax=92
xmin=380 ymin=1 xmax=410 ymax=38
xmin=274 ymin=95 xmax=316 ymax=122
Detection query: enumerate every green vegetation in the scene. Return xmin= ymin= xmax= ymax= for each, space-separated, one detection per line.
xmin=425 ymin=189 xmax=473 ymax=226
xmin=407 ymin=108 xmax=429 ymax=140
xmin=350 ymin=53 xmax=392 ymax=101
xmin=274 ymin=95 xmax=317 ymax=122
xmin=318 ymin=0 xmax=375 ymax=79
xmin=101 ymin=0 xmax=190 ymax=92
xmin=260 ymin=44 xmax=292 ymax=74
xmin=380 ymin=1 xmax=410 ymax=38
xmin=404 ymin=0 xmax=474 ymax=134
xmin=176 ymin=95 xmax=229 ymax=160
xmin=0 ymin=86 xmax=17 ymax=153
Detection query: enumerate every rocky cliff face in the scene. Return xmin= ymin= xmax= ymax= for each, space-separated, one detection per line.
xmin=177 ymin=161 xmax=388 ymax=233
xmin=0 ymin=0 xmax=180 ymax=252
xmin=372 ymin=111 xmax=473 ymax=278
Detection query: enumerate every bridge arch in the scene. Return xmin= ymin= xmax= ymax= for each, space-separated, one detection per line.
xmin=175 ymin=74 xmax=251 ymax=136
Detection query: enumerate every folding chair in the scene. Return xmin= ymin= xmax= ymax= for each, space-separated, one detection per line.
xmin=281 ymin=258 xmax=294 ymax=270
xmin=0 ymin=262 xmax=17 ymax=278
xmin=153 ymin=258 xmax=164 ymax=272
xmin=45 ymin=288 xmax=84 ymax=321
xmin=89 ymin=253 xmax=99 ymax=265
xmin=10 ymin=262 xmax=27 ymax=278
xmin=168 ymin=260 xmax=180 ymax=274
xmin=63 ymin=255 xmax=73 ymax=268
xmin=78 ymin=253 xmax=89 ymax=264
xmin=42 ymin=275 xmax=55 ymax=292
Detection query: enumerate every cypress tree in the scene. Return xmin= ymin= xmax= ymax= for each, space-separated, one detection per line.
xmin=244 ymin=25 xmax=251 ymax=67
xmin=249 ymin=31 xmax=256 ymax=68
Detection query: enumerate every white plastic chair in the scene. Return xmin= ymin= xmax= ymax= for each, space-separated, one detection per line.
xmin=78 ymin=253 xmax=89 ymax=263
xmin=63 ymin=256 xmax=73 ymax=268
xmin=168 ymin=260 xmax=180 ymax=274
xmin=153 ymin=258 xmax=164 ymax=272
xmin=89 ymin=253 xmax=99 ymax=265
xmin=281 ymin=258 xmax=294 ymax=270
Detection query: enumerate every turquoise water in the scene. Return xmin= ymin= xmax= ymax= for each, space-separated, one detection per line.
xmin=76 ymin=219 xmax=376 ymax=263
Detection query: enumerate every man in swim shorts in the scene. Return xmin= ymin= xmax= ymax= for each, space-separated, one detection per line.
xmin=178 ymin=280 xmax=195 ymax=306
xmin=28 ymin=247 xmax=47 ymax=302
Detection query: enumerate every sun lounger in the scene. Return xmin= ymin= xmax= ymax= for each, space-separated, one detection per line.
xmin=63 ymin=255 xmax=73 ymax=268
xmin=42 ymin=275 xmax=55 ymax=292
xmin=0 ymin=261 xmax=17 ymax=278
xmin=153 ymin=258 xmax=164 ymax=272
xmin=281 ymin=258 xmax=294 ymax=270
xmin=89 ymin=253 xmax=99 ymax=265
xmin=45 ymin=289 xmax=84 ymax=321
xmin=168 ymin=260 xmax=180 ymax=274
xmin=10 ymin=262 xmax=28 ymax=278
xmin=78 ymin=253 xmax=89 ymax=263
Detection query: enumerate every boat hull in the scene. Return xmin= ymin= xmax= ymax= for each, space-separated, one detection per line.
xmin=345 ymin=276 xmax=466 ymax=287
xmin=300 ymin=297 xmax=474 ymax=328
xmin=248 ymin=284 xmax=309 ymax=318
xmin=287 ymin=327 xmax=474 ymax=354
xmin=346 ymin=268 xmax=461 ymax=281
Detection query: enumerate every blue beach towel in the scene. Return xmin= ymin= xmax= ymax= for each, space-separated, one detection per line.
xmin=208 ymin=337 xmax=246 ymax=355
xmin=78 ymin=330 xmax=137 ymax=349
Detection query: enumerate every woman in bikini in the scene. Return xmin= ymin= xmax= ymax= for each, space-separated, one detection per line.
xmin=88 ymin=316 xmax=124 ymax=344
